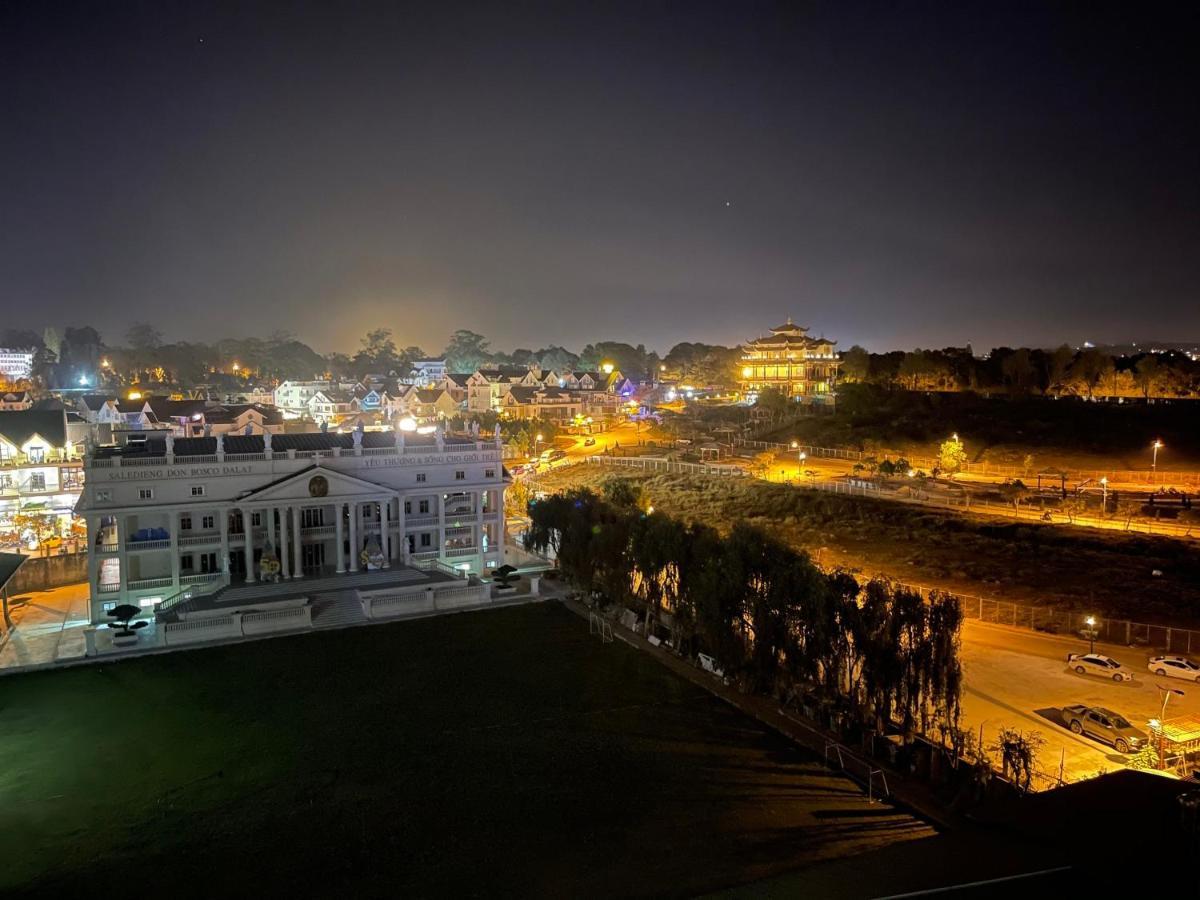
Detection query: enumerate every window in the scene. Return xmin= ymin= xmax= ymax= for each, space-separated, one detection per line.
xmin=419 ymin=500 xmax=430 ymax=514
xmin=94 ymin=488 xmax=111 ymax=502
xmin=416 ymin=473 xmax=426 ymax=483
xmin=420 ymin=533 xmax=431 ymax=547
xmin=301 ymin=508 xmax=325 ymax=529
xmin=191 ymin=485 xmax=206 ymax=497
xmin=180 ymin=515 xmax=192 ymax=531
xmin=28 ymin=446 xmax=45 ymax=462
xmin=200 ymin=552 xmax=217 ymax=573
xmin=29 ymin=473 xmax=46 ymax=491
xmin=455 ymin=470 xmax=465 ymax=480
xmin=251 ymin=512 xmax=261 ymax=527
xmin=403 ymin=501 xmax=412 ymax=514
xmin=202 ymin=515 xmax=214 ymax=530
xmin=139 ymin=488 xmax=154 ymax=500
xmin=181 ymin=554 xmax=194 ymax=572
xmin=485 ymin=468 xmax=495 ymax=478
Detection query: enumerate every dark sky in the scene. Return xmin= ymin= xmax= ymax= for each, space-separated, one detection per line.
xmin=2 ymin=2 xmax=1198 ymax=354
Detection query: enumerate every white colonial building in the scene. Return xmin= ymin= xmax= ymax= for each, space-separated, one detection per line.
xmin=80 ymin=427 xmax=508 ymax=624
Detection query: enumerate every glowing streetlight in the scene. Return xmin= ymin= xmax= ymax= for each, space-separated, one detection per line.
xmin=601 ymin=362 xmax=614 ymax=375
xmin=646 ymin=505 xmax=654 ymax=515
xmin=1084 ymin=615 xmax=1097 ymax=653
xmin=1152 ymin=439 xmax=1163 ymax=473
xmin=77 ymin=374 xmax=89 ymax=386
xmin=1100 ymin=476 xmax=1108 ymax=511
xmin=232 ymin=362 xmax=241 ymax=372
xmin=534 ymin=432 xmax=544 ymax=457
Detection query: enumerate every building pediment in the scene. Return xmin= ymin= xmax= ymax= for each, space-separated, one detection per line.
xmin=238 ymin=465 xmax=393 ymax=503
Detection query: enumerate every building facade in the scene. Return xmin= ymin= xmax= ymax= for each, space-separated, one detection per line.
xmin=738 ymin=319 xmax=840 ymax=401
xmin=0 ymin=348 xmax=35 ymax=381
xmin=0 ymin=410 xmax=86 ymax=552
xmin=80 ymin=429 xmax=507 ymax=623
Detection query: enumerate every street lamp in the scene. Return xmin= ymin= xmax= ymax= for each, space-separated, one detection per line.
xmin=1100 ymin=476 xmax=1108 ymax=513
xmin=1084 ymin=615 xmax=1097 ymax=653
xmin=534 ymin=432 xmax=544 ymax=458
xmin=1154 ymin=685 xmax=1185 ymax=770
xmin=1152 ymin=439 xmax=1163 ymax=473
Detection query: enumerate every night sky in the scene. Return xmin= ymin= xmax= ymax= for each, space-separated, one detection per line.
xmin=2 ymin=2 xmax=1197 ymax=353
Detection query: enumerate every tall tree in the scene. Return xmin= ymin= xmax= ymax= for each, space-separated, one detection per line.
xmin=443 ymin=330 xmax=491 ymax=373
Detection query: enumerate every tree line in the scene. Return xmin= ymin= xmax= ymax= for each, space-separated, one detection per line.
xmin=841 ymin=344 xmax=1200 ymax=400
xmin=524 ymin=480 xmax=965 ymax=744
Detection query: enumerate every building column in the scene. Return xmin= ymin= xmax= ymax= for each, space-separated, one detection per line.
xmin=381 ymin=496 xmax=391 ymax=568
xmin=436 ymin=493 xmax=446 ymax=560
xmin=85 ymin=515 xmax=101 ymax=624
xmin=291 ymin=505 xmax=303 ymax=579
xmin=396 ymin=494 xmax=407 ymax=563
xmin=333 ymin=504 xmax=343 ymax=573
xmin=117 ymin=513 xmax=130 ymax=597
xmin=279 ymin=505 xmax=290 ymax=579
xmin=219 ymin=507 xmax=230 ymax=577
xmin=267 ymin=504 xmax=277 ymax=560
xmin=242 ymin=507 xmax=256 ymax=582
xmin=476 ymin=490 xmax=485 ymax=569
xmin=169 ymin=509 xmax=181 ymax=591
xmin=348 ymin=500 xmax=360 ymax=572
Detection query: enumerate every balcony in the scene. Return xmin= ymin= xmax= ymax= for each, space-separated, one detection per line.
xmin=301 ymin=525 xmax=336 ymax=537
xmin=128 ymin=576 xmax=173 ymax=591
xmin=97 ymin=582 xmax=122 ymax=593
xmin=405 ymin=516 xmax=438 ymax=528
xmin=125 ymin=539 xmax=170 ymax=552
xmin=179 ymin=533 xmax=221 ymax=547
xmin=95 ymin=541 xmax=119 ymax=554
xmin=445 ymin=546 xmax=478 ymax=558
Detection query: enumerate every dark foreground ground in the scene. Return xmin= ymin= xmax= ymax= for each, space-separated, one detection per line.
xmin=2 ymin=602 xmax=940 ymax=897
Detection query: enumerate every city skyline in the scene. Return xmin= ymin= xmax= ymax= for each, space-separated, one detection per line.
xmin=3 ymin=3 xmax=1198 ymax=353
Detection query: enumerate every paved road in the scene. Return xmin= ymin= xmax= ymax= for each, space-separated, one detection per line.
xmin=960 ymin=619 xmax=1200 ymax=782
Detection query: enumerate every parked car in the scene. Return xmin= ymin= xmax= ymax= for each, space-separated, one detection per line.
xmin=1066 ymin=652 xmax=1134 ymax=682
xmin=1148 ymin=655 xmax=1200 ymax=682
xmin=583 ymin=437 xmax=596 ymax=447
xmin=1061 ymin=705 xmax=1147 ymax=754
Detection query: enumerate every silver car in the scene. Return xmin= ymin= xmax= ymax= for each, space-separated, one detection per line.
xmin=1148 ymin=655 xmax=1200 ymax=683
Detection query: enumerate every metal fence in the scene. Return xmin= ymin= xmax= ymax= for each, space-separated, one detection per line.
xmin=734 ymin=438 xmax=1200 ymax=487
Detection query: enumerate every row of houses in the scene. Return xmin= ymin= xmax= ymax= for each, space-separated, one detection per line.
xmin=270 ymin=365 xmax=635 ymax=426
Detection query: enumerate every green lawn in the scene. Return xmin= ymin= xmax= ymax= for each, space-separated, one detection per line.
xmin=1 ymin=603 xmax=931 ymax=896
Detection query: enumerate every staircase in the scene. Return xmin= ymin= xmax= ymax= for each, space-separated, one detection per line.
xmin=311 ymin=590 xmax=368 ymax=628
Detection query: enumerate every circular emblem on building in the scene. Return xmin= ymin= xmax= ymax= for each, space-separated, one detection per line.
xmin=308 ymin=475 xmax=329 ymax=497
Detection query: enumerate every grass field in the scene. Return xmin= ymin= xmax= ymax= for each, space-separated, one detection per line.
xmin=0 ymin=603 xmax=933 ymax=897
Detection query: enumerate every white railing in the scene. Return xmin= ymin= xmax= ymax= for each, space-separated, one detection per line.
xmin=445 ymin=546 xmax=477 ymax=558
xmin=180 ymin=572 xmax=218 ymax=584
xmin=179 ymin=533 xmax=220 ymax=546
xmin=97 ymin=582 xmax=121 ymax=593
xmin=125 ymin=539 xmax=170 ymax=551
xmin=128 ymin=576 xmax=173 ymax=590
xmin=224 ymin=453 xmax=266 ymax=462
xmin=405 ymin=516 xmax=438 ymax=528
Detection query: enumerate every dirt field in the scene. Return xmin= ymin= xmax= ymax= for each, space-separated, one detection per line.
xmin=533 ymin=467 xmax=1200 ymax=626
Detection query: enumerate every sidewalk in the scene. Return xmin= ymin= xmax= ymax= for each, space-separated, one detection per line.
xmin=546 ymin=586 xmax=967 ymax=832
xmin=0 ymin=581 xmax=90 ymax=671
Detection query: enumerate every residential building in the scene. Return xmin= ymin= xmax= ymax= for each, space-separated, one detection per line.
xmin=79 ymin=428 xmax=507 ymax=622
xmin=405 ymin=359 xmax=447 ymax=386
xmin=0 ymin=409 xmax=86 ymax=551
xmin=274 ymin=380 xmax=332 ymax=416
xmin=395 ymin=387 xmax=460 ymax=423
xmin=738 ymin=318 xmax=840 ymax=402
xmin=0 ymin=348 xmax=35 ymax=381
xmin=307 ymin=389 xmax=355 ymax=425
xmin=500 ymin=386 xmax=583 ymax=422
xmin=0 ymin=391 xmax=33 ymax=411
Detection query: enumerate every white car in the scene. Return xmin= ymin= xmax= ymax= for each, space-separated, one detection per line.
xmin=1066 ymin=653 xmax=1134 ymax=682
xmin=1148 ymin=655 xmax=1200 ymax=683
